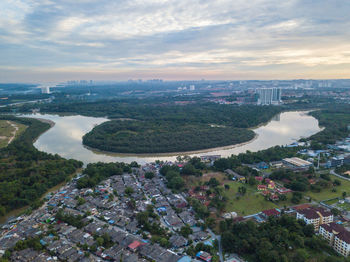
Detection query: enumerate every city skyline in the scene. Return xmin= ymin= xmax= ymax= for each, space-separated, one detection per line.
xmin=1 ymin=0 xmax=350 ymax=82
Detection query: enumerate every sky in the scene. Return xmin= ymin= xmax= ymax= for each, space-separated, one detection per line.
xmin=0 ymin=0 xmax=350 ymax=82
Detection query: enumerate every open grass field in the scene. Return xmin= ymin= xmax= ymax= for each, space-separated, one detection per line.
xmin=223 ymin=182 xmax=277 ymax=215
xmin=186 ymin=171 xmax=306 ymax=216
xmin=184 ymin=171 xmax=227 ymax=186
xmin=337 ymin=202 xmax=350 ymax=211
xmin=223 ymin=181 xmax=302 ymax=215
xmin=323 ymin=198 xmax=339 ymax=205
xmin=186 ymin=171 xmax=350 ymax=216
xmin=305 ymin=174 xmax=350 ymax=202
xmin=0 ymin=120 xmax=27 ymax=148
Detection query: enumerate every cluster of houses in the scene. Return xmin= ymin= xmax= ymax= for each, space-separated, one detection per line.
xmin=188 ymin=186 xmax=214 ymax=208
xmin=255 ymin=177 xmax=292 ymax=201
xmin=0 ymin=163 xmax=214 ymax=262
xmin=225 ymin=168 xmax=292 ymax=202
xmin=4 ymin=133 xmax=350 ymax=261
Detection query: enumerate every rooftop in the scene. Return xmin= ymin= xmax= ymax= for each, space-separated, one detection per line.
xmin=283 ymin=157 xmax=312 ymax=167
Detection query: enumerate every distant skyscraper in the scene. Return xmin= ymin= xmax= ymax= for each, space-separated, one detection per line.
xmin=257 ymin=88 xmax=281 ymax=105
xmin=41 ymin=86 xmax=50 ymax=94
xmin=189 ymin=85 xmax=195 ymax=91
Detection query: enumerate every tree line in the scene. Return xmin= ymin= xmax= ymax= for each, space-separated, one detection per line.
xmin=76 ymin=161 xmax=138 ymax=189
xmin=309 ymin=104 xmax=350 ymax=145
xmin=76 ymin=101 xmax=282 ymax=153
xmin=0 ymin=115 xmax=83 ymax=216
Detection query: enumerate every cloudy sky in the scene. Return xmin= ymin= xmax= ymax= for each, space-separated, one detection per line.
xmin=0 ymin=0 xmax=349 ymax=82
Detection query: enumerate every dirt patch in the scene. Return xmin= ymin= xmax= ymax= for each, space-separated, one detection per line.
xmin=184 ymin=171 xmax=227 ymax=187
xmin=201 ymin=172 xmax=226 ymax=183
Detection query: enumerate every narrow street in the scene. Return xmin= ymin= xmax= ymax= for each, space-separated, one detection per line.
xmin=329 ymin=169 xmax=350 ymax=182
xmin=207 ymin=228 xmax=223 ymax=262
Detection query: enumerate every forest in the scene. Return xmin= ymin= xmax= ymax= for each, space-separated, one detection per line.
xmin=0 ymin=98 xmax=282 ymax=153
xmin=309 ymin=104 xmax=350 ymax=145
xmin=77 ymin=101 xmax=282 ymax=153
xmin=0 ymin=115 xmax=82 ymax=216
xmin=220 ymin=215 xmax=348 ymax=262
xmin=83 ymin=120 xmax=255 ymax=153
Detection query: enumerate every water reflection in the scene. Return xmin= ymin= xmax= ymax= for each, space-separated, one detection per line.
xmin=22 ymin=111 xmax=322 ymax=165
xmin=271 ymin=114 xmax=280 ymax=121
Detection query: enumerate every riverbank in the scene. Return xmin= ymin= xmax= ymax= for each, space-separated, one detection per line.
xmin=33 ymin=117 xmax=55 ymax=128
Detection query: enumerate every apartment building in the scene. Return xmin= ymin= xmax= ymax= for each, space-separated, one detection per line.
xmin=319 ymin=222 xmax=350 ymax=257
xmin=296 ymin=207 xmax=333 ymax=230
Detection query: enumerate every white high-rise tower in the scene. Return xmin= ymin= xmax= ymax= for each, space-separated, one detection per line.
xmin=257 ymin=88 xmax=281 ymax=105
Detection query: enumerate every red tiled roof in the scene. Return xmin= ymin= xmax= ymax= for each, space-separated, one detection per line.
xmin=320 ymin=222 xmax=344 ymax=234
xmin=128 ymin=240 xmax=143 ymax=250
xmin=298 ymin=207 xmax=332 ymax=219
xmin=262 ymin=209 xmax=280 ymax=216
xmin=298 ymin=208 xmax=319 ymax=219
xmin=270 ymin=194 xmax=279 ymax=200
xmin=314 ymin=207 xmax=332 ymax=217
xmin=337 ymin=230 xmax=350 ymax=244
xmin=262 ymin=190 xmax=270 ymax=196
xmin=293 ymin=203 xmax=311 ymax=210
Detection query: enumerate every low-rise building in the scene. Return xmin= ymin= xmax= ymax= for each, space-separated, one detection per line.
xmin=196 ymin=251 xmax=212 ymax=262
xmin=283 ymin=157 xmax=313 ymax=169
xmin=262 ymin=209 xmax=280 ymax=218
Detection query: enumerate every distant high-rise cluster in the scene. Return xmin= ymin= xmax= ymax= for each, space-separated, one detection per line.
xmin=256 ymin=88 xmax=282 ymax=105
xmin=41 ymin=86 xmax=50 ymax=94
xmin=66 ymin=80 xmax=93 ymax=85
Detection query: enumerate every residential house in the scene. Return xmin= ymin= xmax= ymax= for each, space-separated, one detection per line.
xmin=262 ymin=209 xmax=280 ymax=218
xmin=169 ymin=235 xmax=188 ymax=248
xmin=196 ymin=251 xmax=212 ymax=262
xmin=257 ymin=185 xmax=267 ymax=191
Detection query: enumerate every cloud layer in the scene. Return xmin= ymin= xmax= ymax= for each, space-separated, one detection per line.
xmin=0 ymin=0 xmax=349 ymax=81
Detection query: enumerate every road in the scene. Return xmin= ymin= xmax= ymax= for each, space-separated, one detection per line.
xmin=7 ymin=121 xmax=19 ymax=144
xmin=208 ymin=228 xmax=224 ymax=262
xmin=329 ymin=169 xmax=350 ymax=182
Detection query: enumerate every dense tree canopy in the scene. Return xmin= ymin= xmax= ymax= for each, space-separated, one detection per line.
xmin=83 ymin=120 xmax=255 ymax=153
xmin=0 ymin=116 xmax=82 ymax=215
xmin=309 ymin=104 xmax=350 ymax=145
xmin=79 ymin=102 xmax=281 ymax=153
xmin=221 ymin=215 xmax=346 ymax=262
xmin=77 ymin=162 xmax=132 ymax=189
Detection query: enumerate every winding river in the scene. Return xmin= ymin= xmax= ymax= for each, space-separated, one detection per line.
xmin=19 ymin=111 xmax=322 ymax=165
